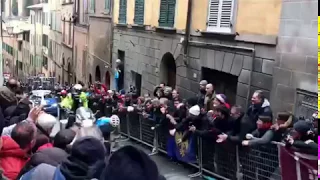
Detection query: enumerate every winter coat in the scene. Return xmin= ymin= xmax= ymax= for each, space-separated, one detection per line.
xmin=246 ymin=99 xmax=273 ymax=126
xmin=0 ymin=136 xmax=28 ymax=180
xmin=0 ymin=87 xmax=17 ymax=111
xmin=17 ymin=147 xmax=68 ymax=179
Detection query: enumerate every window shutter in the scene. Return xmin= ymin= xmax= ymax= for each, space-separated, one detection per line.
xmin=167 ymin=0 xmax=175 ymax=27
xmin=119 ymin=0 xmax=127 ymax=24
xmin=134 ymin=0 xmax=144 ymax=25
xmin=159 ymin=0 xmax=168 ymax=27
xmin=207 ymin=0 xmax=234 ymax=33
xmin=159 ymin=0 xmax=175 ymax=27
xmin=105 ymin=0 xmax=111 ymax=13
xmin=90 ymin=0 xmax=95 ymax=12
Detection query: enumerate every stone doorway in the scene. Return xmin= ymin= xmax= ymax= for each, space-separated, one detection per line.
xmin=160 ymin=52 xmax=176 ymax=88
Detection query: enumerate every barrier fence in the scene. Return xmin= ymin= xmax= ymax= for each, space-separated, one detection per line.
xmin=118 ymin=111 xmax=318 ymax=180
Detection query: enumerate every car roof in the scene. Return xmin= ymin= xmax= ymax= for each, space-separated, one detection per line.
xmin=31 ymin=90 xmax=51 ymax=97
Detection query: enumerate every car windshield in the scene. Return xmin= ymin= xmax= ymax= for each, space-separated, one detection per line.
xmin=44 ymin=94 xmax=54 ymax=99
xmin=30 ymin=95 xmax=42 ymax=102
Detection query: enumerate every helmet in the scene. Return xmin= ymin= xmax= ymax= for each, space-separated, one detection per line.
xmin=61 ymin=90 xmax=67 ymax=95
xmin=110 ymin=115 xmax=120 ymax=127
xmin=73 ymin=84 xmax=83 ymax=91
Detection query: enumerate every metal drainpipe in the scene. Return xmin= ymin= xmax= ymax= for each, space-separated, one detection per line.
xmin=71 ymin=19 xmax=75 ymax=84
xmin=183 ymin=0 xmax=192 ymax=65
xmin=188 ymin=41 xmax=255 ymax=109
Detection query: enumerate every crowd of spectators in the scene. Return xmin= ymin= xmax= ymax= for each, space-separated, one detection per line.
xmin=0 ymin=78 xmax=317 ymax=180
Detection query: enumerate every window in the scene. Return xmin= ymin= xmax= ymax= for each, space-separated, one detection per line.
xmin=42 ymin=35 xmax=48 ymax=47
xmin=134 ymin=0 xmax=144 ymax=25
xmin=43 ymin=56 xmax=48 ymax=69
xmin=56 ymin=13 xmax=61 ymax=32
xmin=104 ymin=0 xmax=111 ymax=14
xmin=63 ymin=18 xmax=65 ymax=42
xmin=42 ymin=12 xmax=45 ymax=25
xmin=18 ymin=41 xmax=22 ymax=51
xmin=119 ymin=0 xmax=127 ymax=24
xmin=82 ymin=0 xmax=89 ymax=24
xmin=89 ymin=0 xmax=95 ymax=13
xmin=159 ymin=0 xmax=176 ymax=27
xmin=68 ymin=19 xmax=72 ymax=45
xmin=207 ymin=0 xmax=235 ymax=33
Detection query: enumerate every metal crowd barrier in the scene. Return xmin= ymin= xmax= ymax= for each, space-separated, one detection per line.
xmin=118 ymin=111 xmax=317 ymax=180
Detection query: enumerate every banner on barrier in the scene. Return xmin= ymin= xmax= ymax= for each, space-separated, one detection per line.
xmin=280 ymin=147 xmax=317 ymax=180
xmin=174 ymin=132 xmax=197 ymax=163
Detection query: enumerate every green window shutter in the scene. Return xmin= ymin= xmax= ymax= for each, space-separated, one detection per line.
xmin=105 ymin=0 xmax=111 ymax=14
xmin=167 ymin=0 xmax=175 ymax=27
xmin=134 ymin=0 xmax=144 ymax=25
xmin=90 ymin=0 xmax=95 ymax=12
xmin=159 ymin=0 xmax=175 ymax=27
xmin=119 ymin=0 xmax=127 ymax=24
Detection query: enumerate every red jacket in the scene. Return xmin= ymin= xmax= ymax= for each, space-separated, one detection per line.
xmin=36 ymin=143 xmax=53 ymax=152
xmin=0 ymin=136 xmax=28 ymax=180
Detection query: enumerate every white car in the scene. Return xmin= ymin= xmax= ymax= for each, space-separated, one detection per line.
xmin=30 ymin=90 xmax=59 ymax=116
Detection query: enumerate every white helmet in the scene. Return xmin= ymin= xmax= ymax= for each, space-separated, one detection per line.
xmin=73 ymin=84 xmax=83 ymax=90
xmin=110 ymin=115 xmax=120 ymax=127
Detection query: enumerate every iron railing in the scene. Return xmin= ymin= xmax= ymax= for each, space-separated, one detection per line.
xmin=118 ymin=111 xmax=318 ymax=180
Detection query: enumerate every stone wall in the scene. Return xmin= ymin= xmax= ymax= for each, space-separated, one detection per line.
xmin=112 ymin=28 xmax=277 ymax=110
xmin=271 ymin=0 xmax=317 ymax=116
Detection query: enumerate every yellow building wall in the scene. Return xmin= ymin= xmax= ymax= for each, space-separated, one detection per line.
xmin=191 ymin=0 xmax=208 ymax=31
xmin=144 ymin=0 xmax=156 ymax=26
xmin=113 ymin=0 xmax=119 ymax=24
xmin=149 ymin=0 xmax=161 ymax=27
xmin=127 ymin=0 xmax=135 ymax=25
xmin=236 ymin=0 xmax=282 ymax=35
xmin=174 ymin=0 xmax=188 ymax=30
xmin=191 ymin=0 xmax=281 ymax=36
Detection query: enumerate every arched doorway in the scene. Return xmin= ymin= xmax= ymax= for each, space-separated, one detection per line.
xmin=89 ymin=74 xmax=92 ymax=85
xmin=95 ymin=66 xmax=101 ymax=82
xmin=67 ymin=62 xmax=72 ymax=84
xmin=160 ymin=52 xmax=176 ymax=88
xmin=105 ymin=71 xmax=110 ymax=89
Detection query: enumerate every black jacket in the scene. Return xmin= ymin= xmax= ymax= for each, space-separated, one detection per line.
xmin=246 ymin=99 xmax=273 ymax=127
xmin=17 ymin=147 xmax=69 ymax=179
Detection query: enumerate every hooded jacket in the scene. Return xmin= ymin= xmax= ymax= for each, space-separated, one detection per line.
xmin=246 ymin=99 xmax=273 ymax=127
xmin=0 ymin=136 xmax=28 ymax=180
xmin=53 ymin=137 xmax=107 ymax=180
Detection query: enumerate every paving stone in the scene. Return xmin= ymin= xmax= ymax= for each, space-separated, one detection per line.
xmin=276 ymin=84 xmax=295 ymax=104
xmin=237 ymin=82 xmax=249 ymax=98
xmin=238 ymin=69 xmax=250 ymax=84
xmin=230 ymin=54 xmax=244 ymax=76
xmin=280 ymin=53 xmax=306 ymax=73
xmin=253 ymin=57 xmax=262 ymax=72
xmin=251 ymin=72 xmax=273 ymax=91
xmin=262 ymin=59 xmax=275 ymax=75
xmin=273 ymin=67 xmax=292 ymax=87
xmin=243 ymin=55 xmax=253 ymax=70
xmin=222 ymin=52 xmax=234 ymax=74
xmin=214 ymin=51 xmax=224 ymax=71
xmin=206 ymin=49 xmax=215 ymax=70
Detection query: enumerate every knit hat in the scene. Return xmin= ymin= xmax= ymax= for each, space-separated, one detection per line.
xmin=293 ymin=121 xmax=312 ymax=134
xmin=258 ymin=115 xmax=272 ymax=123
xmin=53 ymin=129 xmax=76 ymax=149
xmin=37 ymin=113 xmax=57 ymax=131
xmin=71 ymin=136 xmax=106 ymax=165
xmin=189 ymin=105 xmax=200 ymax=116
xmin=216 ymin=94 xmax=227 ymax=104
xmin=101 ymin=146 xmax=159 ymax=180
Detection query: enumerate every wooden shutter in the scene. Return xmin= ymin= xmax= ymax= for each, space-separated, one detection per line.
xmin=134 ymin=0 xmax=144 ymax=25
xmin=207 ymin=0 xmax=234 ymax=33
xmin=119 ymin=0 xmax=127 ymax=24
xmin=167 ymin=0 xmax=175 ymax=27
xmin=105 ymin=0 xmax=111 ymax=14
xmin=159 ymin=0 xmax=176 ymax=27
